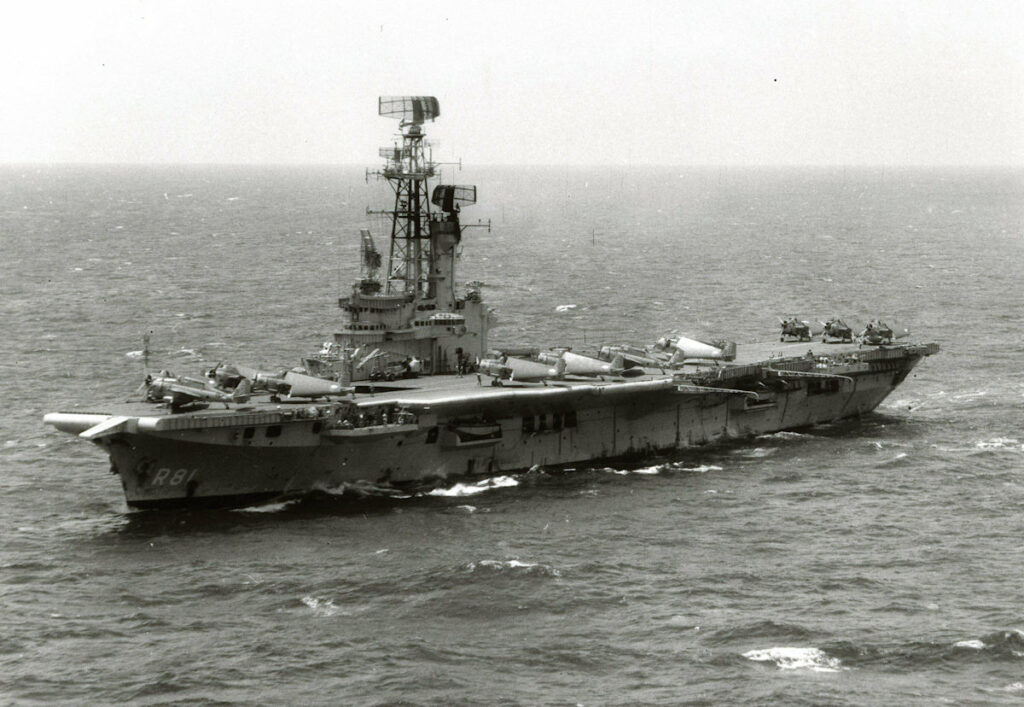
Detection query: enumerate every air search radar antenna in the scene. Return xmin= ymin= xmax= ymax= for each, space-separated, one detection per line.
xmin=378 ymin=95 xmax=440 ymax=126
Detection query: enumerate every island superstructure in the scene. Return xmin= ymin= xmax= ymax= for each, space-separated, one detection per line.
xmin=303 ymin=96 xmax=495 ymax=383
xmin=43 ymin=96 xmax=938 ymax=509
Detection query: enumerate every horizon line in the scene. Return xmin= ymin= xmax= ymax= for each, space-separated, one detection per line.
xmin=1 ymin=162 xmax=1022 ymax=170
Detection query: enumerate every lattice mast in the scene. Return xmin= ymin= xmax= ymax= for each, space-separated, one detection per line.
xmin=369 ymin=96 xmax=440 ymax=300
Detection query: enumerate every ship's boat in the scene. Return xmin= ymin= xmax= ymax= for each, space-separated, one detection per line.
xmin=43 ymin=97 xmax=939 ymax=509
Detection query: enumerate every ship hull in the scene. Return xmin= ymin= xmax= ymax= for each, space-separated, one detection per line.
xmin=72 ymin=351 xmax=927 ymax=509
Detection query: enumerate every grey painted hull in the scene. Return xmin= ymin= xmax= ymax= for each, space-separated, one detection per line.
xmin=51 ymin=346 xmax=930 ymax=509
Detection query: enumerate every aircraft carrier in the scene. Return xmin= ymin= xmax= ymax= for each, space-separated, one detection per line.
xmin=43 ymin=96 xmax=939 ymax=510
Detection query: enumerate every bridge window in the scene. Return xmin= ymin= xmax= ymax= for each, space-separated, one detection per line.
xmin=522 ymin=416 xmax=534 ymax=434
xmin=564 ymin=410 xmax=578 ymax=428
xmin=266 ymin=425 xmax=283 ymax=438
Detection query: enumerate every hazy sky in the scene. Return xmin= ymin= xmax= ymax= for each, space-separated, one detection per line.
xmin=1 ymin=0 xmax=1020 ymax=165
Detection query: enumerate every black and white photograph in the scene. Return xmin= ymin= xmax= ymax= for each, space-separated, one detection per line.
xmin=2 ymin=0 xmax=1022 ymax=703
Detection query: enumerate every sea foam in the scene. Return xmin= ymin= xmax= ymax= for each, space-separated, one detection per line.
xmin=428 ymin=475 xmax=519 ymax=497
xmin=469 ymin=559 xmax=561 ymax=577
xmin=975 ymin=438 xmax=1021 ymax=451
xmin=300 ymin=596 xmax=343 ymax=617
xmin=674 ymin=464 xmax=723 ymax=473
xmin=743 ymin=646 xmax=842 ymax=672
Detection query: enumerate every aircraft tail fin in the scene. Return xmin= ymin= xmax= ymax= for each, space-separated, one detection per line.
xmin=232 ymin=378 xmax=252 ymax=403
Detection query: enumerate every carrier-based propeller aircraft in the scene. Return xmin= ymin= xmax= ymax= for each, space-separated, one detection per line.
xmin=141 ymin=372 xmax=252 ymax=412
xmin=477 ymin=355 xmax=566 ymax=384
xmin=545 ymin=350 xmax=646 ymax=378
xmin=650 ymin=334 xmax=736 ymax=365
xmin=779 ymin=317 xmax=812 ymax=342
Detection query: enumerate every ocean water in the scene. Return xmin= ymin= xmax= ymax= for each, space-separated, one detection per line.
xmin=1 ymin=164 xmax=1022 ymax=704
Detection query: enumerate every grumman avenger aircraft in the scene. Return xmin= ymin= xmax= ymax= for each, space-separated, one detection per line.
xmin=478 ymin=348 xmax=649 ymax=385
xmin=648 ymin=335 xmax=736 ymax=366
xmin=476 ymin=355 xmax=566 ymax=385
xmin=142 ymin=371 xmax=253 ymax=412
xmin=599 ymin=345 xmax=666 ymax=369
xmin=537 ymin=350 xmax=647 ymax=378
xmin=207 ymin=363 xmax=352 ymax=400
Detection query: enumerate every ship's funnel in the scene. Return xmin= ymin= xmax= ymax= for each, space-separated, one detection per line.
xmin=379 ymin=96 xmax=440 ymax=125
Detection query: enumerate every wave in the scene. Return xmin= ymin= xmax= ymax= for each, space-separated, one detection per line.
xmin=759 ymin=431 xmax=811 ymax=440
xmin=743 ymin=646 xmax=843 ymax=672
xmin=930 ymin=437 xmax=1024 ymax=455
xmin=602 ymin=463 xmax=723 ymax=476
xmin=886 ymin=388 xmax=1009 ymax=414
xmin=168 ymin=347 xmax=203 ymax=359
xmin=731 ymin=447 xmax=777 ymax=458
xmin=234 ymin=499 xmax=301 ymax=513
xmin=223 ymin=474 xmax=521 ymax=511
xmin=951 ymin=629 xmax=1024 ymax=658
xmin=300 ymin=595 xmax=344 ymax=617
xmin=427 ymin=475 xmax=520 ymax=497
xmin=954 ymin=639 xmax=985 ymax=649
xmin=819 ymin=629 xmax=1024 ymax=670
xmin=706 ymin=619 xmax=816 ymax=644
xmin=975 ymin=437 xmax=1022 ymax=451
xmin=311 ymin=480 xmax=413 ymax=500
xmin=674 ymin=463 xmax=722 ymax=473
xmin=467 ymin=559 xmax=561 ymax=577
